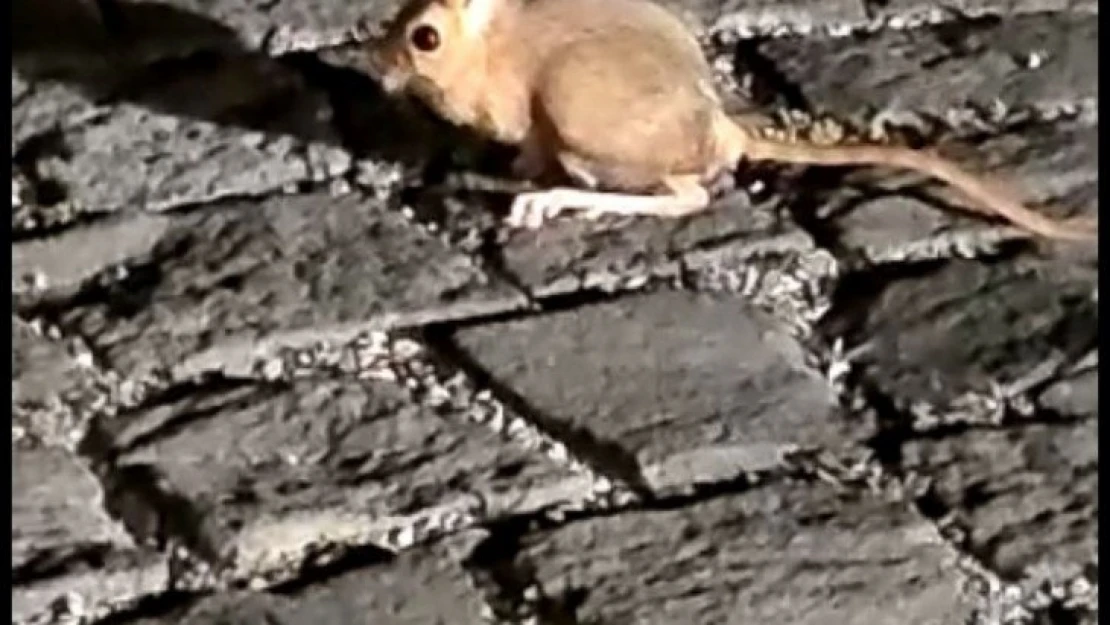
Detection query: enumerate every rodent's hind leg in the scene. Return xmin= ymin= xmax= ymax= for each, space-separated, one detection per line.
xmin=511 ymin=130 xmax=556 ymax=181
xmin=505 ymin=174 xmax=710 ymax=229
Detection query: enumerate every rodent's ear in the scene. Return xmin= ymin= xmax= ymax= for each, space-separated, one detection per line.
xmin=443 ymin=0 xmax=502 ymax=34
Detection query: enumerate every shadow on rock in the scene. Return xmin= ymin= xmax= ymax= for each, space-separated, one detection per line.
xmin=12 ymin=0 xmax=469 ymax=171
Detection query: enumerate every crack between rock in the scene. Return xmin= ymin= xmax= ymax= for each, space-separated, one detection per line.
xmin=417 ymin=327 xmax=658 ymax=503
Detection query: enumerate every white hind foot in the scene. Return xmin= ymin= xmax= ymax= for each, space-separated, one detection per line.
xmin=504 ymin=176 xmax=711 ymax=229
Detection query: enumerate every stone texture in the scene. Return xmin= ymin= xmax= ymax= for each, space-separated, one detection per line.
xmin=868 ymin=0 xmax=1097 ymax=22
xmin=13 ymin=446 xmax=135 ymax=577
xmin=130 ymin=543 xmax=486 ymax=625
xmin=12 ymin=318 xmax=83 ymax=408
xmin=11 ymin=77 xmax=351 ymax=229
xmin=49 ymin=193 xmax=522 ymax=379
xmin=127 ymin=0 xmax=397 ymax=53
xmin=518 ymin=482 xmax=965 ymax=624
xmin=101 ymin=376 xmax=574 ymax=576
xmin=903 ymin=421 xmax=1097 ymax=580
xmin=660 ymin=0 xmax=867 ymax=35
xmin=14 ymin=553 xmax=172 ymax=625
xmin=757 ymin=13 xmax=1097 ymax=120
xmin=1039 ymin=363 xmax=1097 ymax=418
xmin=820 ymin=258 xmax=1097 ymax=407
xmin=12 ymin=318 xmax=105 ymax=448
xmin=10 ymin=0 xmax=1099 ymax=622
xmin=497 ymin=191 xmax=814 ymax=297
xmin=14 ymin=213 xmax=172 ymax=302
xmin=13 ymin=0 xmax=244 ymax=75
xmin=971 ymin=118 xmax=1099 ymax=221
xmin=454 ymin=289 xmax=843 ymax=493
xmin=12 ymin=446 xmax=171 ymax=624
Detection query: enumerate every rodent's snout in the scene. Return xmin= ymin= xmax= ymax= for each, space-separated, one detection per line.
xmin=364 ymin=43 xmax=411 ymax=94
xmin=378 ymin=66 xmax=411 ymax=95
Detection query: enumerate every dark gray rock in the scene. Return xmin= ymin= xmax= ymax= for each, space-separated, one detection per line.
xmin=128 ymin=0 xmax=397 ymax=53
xmin=518 ymin=481 xmax=966 ymax=624
xmin=13 ymin=446 xmax=134 ymax=575
xmin=12 ymin=318 xmax=106 ymax=448
xmin=656 ymin=0 xmax=867 ymax=35
xmin=903 ymin=421 xmax=1097 ymax=580
xmin=867 ymin=0 xmax=1097 ymax=23
xmin=756 ymin=13 xmax=1097 ymax=120
xmin=11 ymin=77 xmax=352 ymax=231
xmin=14 ymin=213 xmax=172 ymax=302
xmin=497 ymin=193 xmax=814 ymax=297
xmin=822 ymin=258 xmax=1096 ymax=408
xmin=130 ymin=543 xmax=487 ymax=625
xmin=12 ymin=446 xmax=171 ymax=624
xmin=13 ymin=318 xmax=82 ymax=408
xmin=47 ymin=193 xmax=524 ymax=379
xmin=454 ymin=289 xmax=844 ymax=494
xmin=103 ymin=376 xmax=575 ymax=580
xmin=1039 ymin=364 xmax=1097 ymax=418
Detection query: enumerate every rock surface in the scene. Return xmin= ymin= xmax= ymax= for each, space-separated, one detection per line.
xmin=11 ymin=0 xmax=1097 ymax=623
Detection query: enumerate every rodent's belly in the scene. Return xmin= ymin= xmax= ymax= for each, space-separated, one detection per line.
xmin=556 ymin=150 xmax=715 ymax=193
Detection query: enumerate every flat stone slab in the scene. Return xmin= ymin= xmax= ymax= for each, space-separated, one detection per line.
xmin=756 ymin=12 xmax=1097 ymax=121
xmin=821 ymin=257 xmax=1096 ymax=408
xmin=868 ymin=0 xmax=1097 ymax=22
xmin=496 ymin=191 xmax=815 ymax=298
xmin=130 ymin=542 xmax=486 ymax=625
xmin=118 ymin=0 xmax=397 ymax=53
xmin=12 ymin=318 xmax=107 ymax=447
xmin=13 ymin=446 xmax=134 ymax=576
xmin=660 ymin=0 xmax=867 ymax=36
xmin=12 ymin=446 xmax=171 ymax=624
xmin=43 ymin=193 xmax=523 ymax=380
xmin=14 ymin=213 xmax=172 ymax=303
xmin=1039 ymin=361 xmax=1097 ymax=418
xmin=903 ymin=420 xmax=1097 ymax=581
xmin=13 ymin=318 xmax=83 ymax=408
xmin=517 ymin=481 xmax=966 ymax=624
xmin=454 ymin=289 xmax=844 ymax=494
xmin=12 ymin=75 xmax=352 ymax=235
xmin=104 ymin=375 xmax=578 ymax=580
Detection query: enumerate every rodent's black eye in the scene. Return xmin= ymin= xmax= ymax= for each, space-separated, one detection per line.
xmin=410 ymin=25 xmax=440 ymax=52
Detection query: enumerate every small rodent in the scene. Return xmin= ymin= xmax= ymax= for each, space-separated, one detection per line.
xmin=364 ymin=0 xmax=1097 ymax=241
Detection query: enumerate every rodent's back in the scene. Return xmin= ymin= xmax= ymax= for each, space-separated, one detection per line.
xmin=517 ymin=0 xmax=710 ymax=71
xmin=521 ymin=0 xmax=725 ymax=185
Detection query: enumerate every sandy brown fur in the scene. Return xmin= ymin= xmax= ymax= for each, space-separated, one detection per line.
xmin=366 ymin=0 xmax=1098 ymax=240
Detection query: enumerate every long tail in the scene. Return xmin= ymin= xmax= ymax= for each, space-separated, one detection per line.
xmin=718 ymin=117 xmax=1098 ymax=242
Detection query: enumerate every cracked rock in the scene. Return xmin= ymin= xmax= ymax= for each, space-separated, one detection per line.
xmin=11 ymin=73 xmax=352 ymax=234
xmin=904 ymin=421 xmax=1097 ymax=581
xmin=453 ymin=289 xmax=845 ymax=495
xmin=12 ymin=446 xmax=171 ymax=625
xmin=95 ymin=376 xmax=576 ymax=581
xmin=821 ymin=258 xmax=1096 ymax=409
xmin=498 ymin=191 xmax=811 ymax=297
xmin=47 ymin=193 xmax=522 ymax=380
xmin=130 ymin=543 xmax=486 ymax=625
xmin=756 ymin=12 xmax=1097 ymax=123
xmin=515 ymin=481 xmax=966 ymax=624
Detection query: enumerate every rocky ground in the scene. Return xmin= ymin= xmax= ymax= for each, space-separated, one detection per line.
xmin=11 ymin=0 xmax=1099 ymax=623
